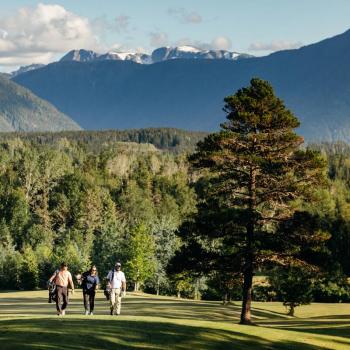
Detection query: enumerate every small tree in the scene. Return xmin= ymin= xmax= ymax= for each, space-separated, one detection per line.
xmin=125 ymin=224 xmax=156 ymax=291
xmin=268 ymin=266 xmax=314 ymax=316
xmin=20 ymin=245 xmax=39 ymax=290
xmin=151 ymin=216 xmax=180 ymax=295
xmin=172 ymin=272 xmax=194 ymax=298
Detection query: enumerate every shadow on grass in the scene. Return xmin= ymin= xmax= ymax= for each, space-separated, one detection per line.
xmin=0 ymin=318 xmax=332 ymax=350
xmin=0 ymin=296 xmax=286 ymax=322
xmin=258 ymin=314 xmax=350 ymax=339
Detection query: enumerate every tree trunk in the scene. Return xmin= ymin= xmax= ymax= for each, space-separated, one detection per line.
xmin=177 ymin=291 xmax=181 ymax=298
xmin=240 ymin=262 xmax=254 ymax=324
xmin=134 ymin=282 xmax=138 ymax=292
xmin=194 ymin=278 xmax=200 ymax=300
xmin=240 ymin=165 xmax=256 ymax=325
xmin=156 ymin=277 xmax=160 ymax=296
xmin=287 ymin=303 xmax=295 ymax=317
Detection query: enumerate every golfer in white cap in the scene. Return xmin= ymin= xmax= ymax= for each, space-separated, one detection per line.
xmin=106 ymin=262 xmax=126 ymax=315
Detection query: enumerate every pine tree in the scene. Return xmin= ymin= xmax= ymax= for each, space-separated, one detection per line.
xmin=188 ymin=78 xmax=327 ymax=324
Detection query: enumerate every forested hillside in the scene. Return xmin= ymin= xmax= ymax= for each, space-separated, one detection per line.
xmin=0 ymin=138 xmax=196 ymax=294
xmin=0 ymin=136 xmax=349 ymax=300
xmin=0 ymin=128 xmax=207 ymax=153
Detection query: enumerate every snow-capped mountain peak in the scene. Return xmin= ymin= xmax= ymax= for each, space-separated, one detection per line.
xmin=10 ymin=63 xmax=46 ymax=77
xmin=58 ymin=47 xmax=253 ymax=65
xmin=176 ymin=45 xmax=201 ymax=53
xmin=10 ymin=46 xmax=254 ymax=78
xmin=151 ymin=46 xmax=253 ymax=63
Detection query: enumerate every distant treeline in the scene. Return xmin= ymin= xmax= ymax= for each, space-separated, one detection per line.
xmin=0 ymin=128 xmax=208 ymax=153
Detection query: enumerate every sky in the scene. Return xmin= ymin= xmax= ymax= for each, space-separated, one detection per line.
xmin=0 ymin=0 xmax=350 ymax=72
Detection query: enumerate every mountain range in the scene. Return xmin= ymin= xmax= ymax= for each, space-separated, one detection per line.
xmin=10 ymin=29 xmax=350 ymax=141
xmin=11 ymin=46 xmax=253 ymax=74
xmin=0 ymin=74 xmax=80 ymax=132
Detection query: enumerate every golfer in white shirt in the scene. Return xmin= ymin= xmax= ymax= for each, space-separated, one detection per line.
xmin=107 ymin=262 xmax=126 ymax=315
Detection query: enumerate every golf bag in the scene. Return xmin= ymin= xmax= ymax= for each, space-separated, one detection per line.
xmin=48 ymin=270 xmax=59 ymax=303
xmin=104 ymin=286 xmax=111 ymax=301
xmin=48 ymin=282 xmax=57 ymax=303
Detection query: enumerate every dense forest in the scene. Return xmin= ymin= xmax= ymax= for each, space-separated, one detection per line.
xmin=0 ymin=133 xmax=349 ymax=302
xmin=0 ymin=128 xmax=207 ymax=153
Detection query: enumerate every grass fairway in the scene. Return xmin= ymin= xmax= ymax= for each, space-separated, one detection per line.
xmin=0 ymin=291 xmax=349 ymax=349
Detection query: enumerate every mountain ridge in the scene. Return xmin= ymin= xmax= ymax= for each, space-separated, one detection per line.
xmin=0 ymin=74 xmax=81 ymax=132
xmin=11 ymin=46 xmax=254 ymax=77
xmin=12 ymin=29 xmax=350 ymax=141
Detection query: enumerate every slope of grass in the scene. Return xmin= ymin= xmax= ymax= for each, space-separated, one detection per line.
xmin=0 ymin=290 xmax=349 ymax=349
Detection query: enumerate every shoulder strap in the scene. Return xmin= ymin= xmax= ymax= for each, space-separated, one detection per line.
xmin=50 ymin=270 xmax=59 ymax=285
xmin=109 ymin=269 xmax=115 ymax=282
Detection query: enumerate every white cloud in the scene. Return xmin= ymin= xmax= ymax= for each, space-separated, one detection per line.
xmin=211 ymin=36 xmax=232 ymax=50
xmin=0 ymin=3 xmax=100 ymax=67
xmin=168 ymin=8 xmax=202 ymax=24
xmin=149 ymin=32 xmax=168 ymax=47
xmin=175 ymin=36 xmax=232 ymax=51
xmin=114 ymin=15 xmax=130 ymax=32
xmin=248 ymin=40 xmax=303 ymax=52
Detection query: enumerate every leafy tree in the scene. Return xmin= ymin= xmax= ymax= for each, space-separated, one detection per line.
xmin=187 ymin=78 xmax=327 ymax=324
xmin=312 ymin=269 xmax=350 ymax=302
xmin=268 ymin=266 xmax=314 ymax=316
xmin=35 ymin=242 xmax=54 ymax=288
xmin=92 ymin=218 xmax=127 ymax=279
xmin=19 ymin=245 xmax=39 ymax=290
xmin=149 ymin=216 xmax=180 ymax=295
xmin=25 ymin=224 xmax=53 ymax=249
xmin=53 ymin=240 xmax=90 ymax=277
xmin=125 ymin=224 xmax=156 ymax=291
xmin=0 ymin=221 xmax=22 ymax=289
xmin=171 ymin=272 xmax=194 ymax=298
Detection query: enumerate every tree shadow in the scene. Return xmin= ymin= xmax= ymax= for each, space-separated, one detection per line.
xmin=0 ymin=318 xmax=334 ymax=350
xmin=0 ymin=295 xmax=286 ymax=322
xmin=257 ymin=314 xmax=350 ymax=338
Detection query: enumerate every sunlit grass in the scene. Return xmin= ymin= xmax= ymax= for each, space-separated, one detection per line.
xmin=0 ymin=290 xmax=349 ymax=349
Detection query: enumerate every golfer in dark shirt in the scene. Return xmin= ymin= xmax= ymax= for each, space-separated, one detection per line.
xmin=81 ymin=265 xmax=100 ymax=315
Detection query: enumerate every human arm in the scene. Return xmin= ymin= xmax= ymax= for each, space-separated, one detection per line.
xmin=121 ymin=273 xmax=126 ymax=296
xmin=95 ymin=276 xmax=100 ymax=290
xmin=68 ymin=272 xmax=75 ymax=292
xmin=106 ymin=271 xmax=112 ymax=288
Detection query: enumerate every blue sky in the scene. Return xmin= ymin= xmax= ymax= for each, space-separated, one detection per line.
xmin=0 ymin=1 xmax=350 ymax=71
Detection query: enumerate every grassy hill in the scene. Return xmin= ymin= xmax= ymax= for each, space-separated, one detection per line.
xmin=0 ymin=290 xmax=349 ymax=349
xmin=0 ymin=75 xmax=81 ymax=132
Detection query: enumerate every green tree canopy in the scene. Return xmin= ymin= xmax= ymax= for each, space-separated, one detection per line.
xmin=185 ymin=78 xmax=328 ymax=324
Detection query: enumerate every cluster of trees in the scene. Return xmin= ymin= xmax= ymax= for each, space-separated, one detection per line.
xmin=1 ymin=79 xmax=350 ymax=324
xmin=0 ymin=139 xmax=196 ymax=295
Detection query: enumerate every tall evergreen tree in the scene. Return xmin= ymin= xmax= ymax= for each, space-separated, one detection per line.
xmin=188 ymin=78 xmax=327 ymax=324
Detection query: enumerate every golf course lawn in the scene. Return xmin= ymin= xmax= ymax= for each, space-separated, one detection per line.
xmin=0 ymin=291 xmax=349 ymax=349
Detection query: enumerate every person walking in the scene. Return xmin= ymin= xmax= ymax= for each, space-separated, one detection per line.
xmin=81 ymin=265 xmax=100 ymax=315
xmin=49 ymin=262 xmax=74 ymax=316
xmin=106 ymin=262 xmax=126 ymax=315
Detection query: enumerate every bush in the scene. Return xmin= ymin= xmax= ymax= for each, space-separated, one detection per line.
xmin=313 ymin=277 xmax=350 ymax=302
